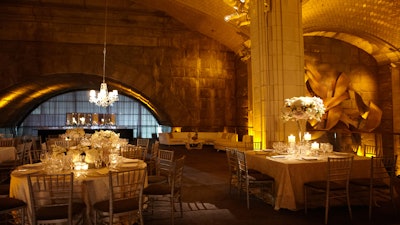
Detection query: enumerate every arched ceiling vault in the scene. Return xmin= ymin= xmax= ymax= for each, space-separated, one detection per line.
xmin=1 ymin=0 xmax=400 ymax=127
xmin=138 ymin=0 xmax=400 ymax=65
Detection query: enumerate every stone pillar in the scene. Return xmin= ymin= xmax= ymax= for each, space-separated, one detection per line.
xmin=249 ymin=0 xmax=305 ymax=148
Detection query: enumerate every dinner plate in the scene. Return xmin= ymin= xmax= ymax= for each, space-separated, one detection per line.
xmin=13 ymin=169 xmax=41 ymax=176
xmin=21 ymin=163 xmax=42 ymax=168
xmin=270 ymin=155 xmax=286 ymax=159
xmin=120 ymin=163 xmax=138 ymax=168
xmin=302 ymin=156 xmax=318 ymax=161
xmin=122 ymin=158 xmax=139 ymax=163
xmin=262 ymin=149 xmax=273 ymax=152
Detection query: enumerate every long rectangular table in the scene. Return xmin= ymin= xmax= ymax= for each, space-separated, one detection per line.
xmin=245 ymin=151 xmax=371 ymax=211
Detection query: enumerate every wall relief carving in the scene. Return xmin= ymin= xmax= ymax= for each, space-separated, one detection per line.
xmin=304 ymin=62 xmax=382 ymax=133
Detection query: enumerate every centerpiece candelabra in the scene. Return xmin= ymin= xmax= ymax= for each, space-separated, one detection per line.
xmin=281 ymin=96 xmax=325 ymax=143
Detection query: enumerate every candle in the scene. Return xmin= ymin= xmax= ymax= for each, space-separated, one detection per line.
xmin=288 ymin=135 xmax=296 ymax=143
xmin=311 ymin=142 xmax=319 ymax=150
xmin=304 ymin=132 xmax=311 ymax=141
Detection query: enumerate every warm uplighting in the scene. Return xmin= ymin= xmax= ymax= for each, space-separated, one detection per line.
xmin=89 ymin=0 xmax=118 ymax=108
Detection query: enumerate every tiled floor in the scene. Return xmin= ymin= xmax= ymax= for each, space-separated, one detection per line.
xmin=143 ymin=145 xmax=400 ymax=225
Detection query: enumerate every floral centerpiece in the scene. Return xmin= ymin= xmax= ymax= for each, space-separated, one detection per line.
xmin=281 ymin=96 xmax=325 ymax=122
xmin=89 ymin=130 xmax=121 ymax=150
xmin=281 ymin=96 xmax=325 ymax=142
xmin=84 ymin=130 xmax=121 ymax=164
xmin=61 ymin=128 xmax=85 ymax=140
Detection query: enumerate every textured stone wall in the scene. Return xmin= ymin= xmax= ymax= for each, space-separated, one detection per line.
xmin=0 ymin=2 xmax=240 ymax=131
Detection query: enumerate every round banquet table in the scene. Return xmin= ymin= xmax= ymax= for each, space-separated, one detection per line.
xmin=9 ymin=158 xmax=147 ymax=225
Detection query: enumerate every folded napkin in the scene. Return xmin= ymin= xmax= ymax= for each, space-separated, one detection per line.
xmin=302 ymin=156 xmax=318 ymax=161
xmin=122 ymin=158 xmax=139 ymax=163
xmin=270 ymin=155 xmax=286 ymax=159
xmin=13 ymin=169 xmax=41 ymax=176
xmin=96 ymin=167 xmax=109 ymax=175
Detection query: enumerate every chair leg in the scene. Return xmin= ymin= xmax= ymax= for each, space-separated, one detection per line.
xmin=170 ymin=196 xmax=175 ymax=225
xmin=346 ymin=188 xmax=352 ymax=221
xmin=369 ymin=187 xmax=373 ymax=221
xmin=304 ymin=187 xmax=308 ymax=214
xmin=245 ymin=180 xmax=250 ymax=209
xmin=325 ymin=190 xmax=330 ymax=225
xmin=179 ymin=196 xmax=183 ymax=218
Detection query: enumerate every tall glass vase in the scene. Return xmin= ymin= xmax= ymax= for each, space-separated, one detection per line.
xmin=296 ymin=119 xmax=307 ymax=143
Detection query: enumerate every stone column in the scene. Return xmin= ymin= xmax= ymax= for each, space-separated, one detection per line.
xmin=249 ymin=0 xmax=305 ymax=148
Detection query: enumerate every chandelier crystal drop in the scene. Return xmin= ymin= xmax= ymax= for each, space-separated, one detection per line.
xmin=89 ymin=0 xmax=118 ymax=108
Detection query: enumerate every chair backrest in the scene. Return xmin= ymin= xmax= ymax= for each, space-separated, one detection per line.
xmin=225 ymin=148 xmax=238 ymax=175
xmin=29 ymin=148 xmax=45 ymax=164
xmin=136 ymin=138 xmax=149 ymax=149
xmin=108 ymin=167 xmax=147 ymax=222
xmin=170 ymin=155 xmax=186 ymax=194
xmin=0 ymin=138 xmax=15 ymax=147
xmin=370 ymin=155 xmax=397 ymax=183
xmin=15 ymin=141 xmax=32 ymax=166
xmin=236 ymin=150 xmax=248 ymax=175
xmin=327 ymin=156 xmax=354 ymax=183
xmin=27 ymin=173 xmax=74 ymax=224
xmin=156 ymin=149 xmax=175 ymax=176
xmin=150 ymin=141 xmax=160 ymax=160
xmin=121 ymin=144 xmax=145 ymax=160
xmin=363 ymin=144 xmax=378 ymax=157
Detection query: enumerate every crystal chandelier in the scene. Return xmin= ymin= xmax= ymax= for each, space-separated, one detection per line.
xmin=89 ymin=0 xmax=118 ymax=108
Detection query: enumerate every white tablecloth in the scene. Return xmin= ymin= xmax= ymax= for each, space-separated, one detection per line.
xmin=0 ymin=146 xmax=16 ymax=163
xmin=10 ymin=159 xmax=147 ymax=225
xmin=245 ymin=151 xmax=371 ymax=211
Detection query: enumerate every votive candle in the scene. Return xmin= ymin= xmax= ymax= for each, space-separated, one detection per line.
xmin=288 ymin=134 xmax=296 ymax=143
xmin=311 ymin=142 xmax=319 ymax=150
xmin=304 ymin=132 xmax=311 ymax=141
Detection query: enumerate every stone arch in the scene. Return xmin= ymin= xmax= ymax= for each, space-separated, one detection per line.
xmin=0 ymin=73 xmax=182 ymax=127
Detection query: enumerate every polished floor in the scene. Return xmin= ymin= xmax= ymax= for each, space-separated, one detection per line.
xmin=143 ymin=145 xmax=400 ymax=225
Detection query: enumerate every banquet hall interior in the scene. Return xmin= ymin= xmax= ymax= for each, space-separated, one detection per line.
xmin=1 ymin=0 xmax=400 ymax=225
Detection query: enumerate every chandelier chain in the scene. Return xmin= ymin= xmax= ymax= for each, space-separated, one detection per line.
xmin=89 ymin=0 xmax=119 ymax=107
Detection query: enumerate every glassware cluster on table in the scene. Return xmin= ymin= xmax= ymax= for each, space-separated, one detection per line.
xmin=271 ymin=140 xmax=334 ymax=159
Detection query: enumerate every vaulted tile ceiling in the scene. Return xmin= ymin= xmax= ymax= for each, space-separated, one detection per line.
xmin=138 ymin=0 xmax=400 ymax=65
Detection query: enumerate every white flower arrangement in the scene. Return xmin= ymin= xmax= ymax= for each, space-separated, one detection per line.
xmin=51 ymin=145 xmax=67 ymax=157
xmin=89 ymin=130 xmax=121 ymax=150
xmin=61 ymin=128 xmax=85 ymax=140
xmin=281 ymin=96 xmax=325 ymax=122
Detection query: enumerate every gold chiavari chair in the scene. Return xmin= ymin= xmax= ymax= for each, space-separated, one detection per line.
xmin=350 ymin=155 xmax=398 ymax=220
xmin=93 ymin=167 xmax=147 ymax=225
xmin=304 ymin=155 xmax=354 ymax=225
xmin=143 ymin=155 xmax=186 ymax=225
xmin=148 ymin=149 xmax=174 ymax=185
xmin=236 ymin=150 xmax=274 ymax=209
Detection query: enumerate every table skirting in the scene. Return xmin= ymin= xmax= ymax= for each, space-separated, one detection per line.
xmin=245 ymin=151 xmax=371 ymax=211
xmin=9 ymin=159 xmax=147 ymax=225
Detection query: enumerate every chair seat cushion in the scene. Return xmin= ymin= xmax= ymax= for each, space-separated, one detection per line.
xmin=305 ymin=180 xmax=347 ymax=190
xmin=0 ymin=197 xmax=26 ymax=211
xmin=350 ymin=178 xmax=389 ymax=188
xmin=36 ymin=202 xmax=85 ymax=220
xmin=94 ymin=198 xmax=140 ymax=214
xmin=148 ymin=175 xmax=168 ymax=184
xmin=143 ymin=184 xmax=172 ymax=196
